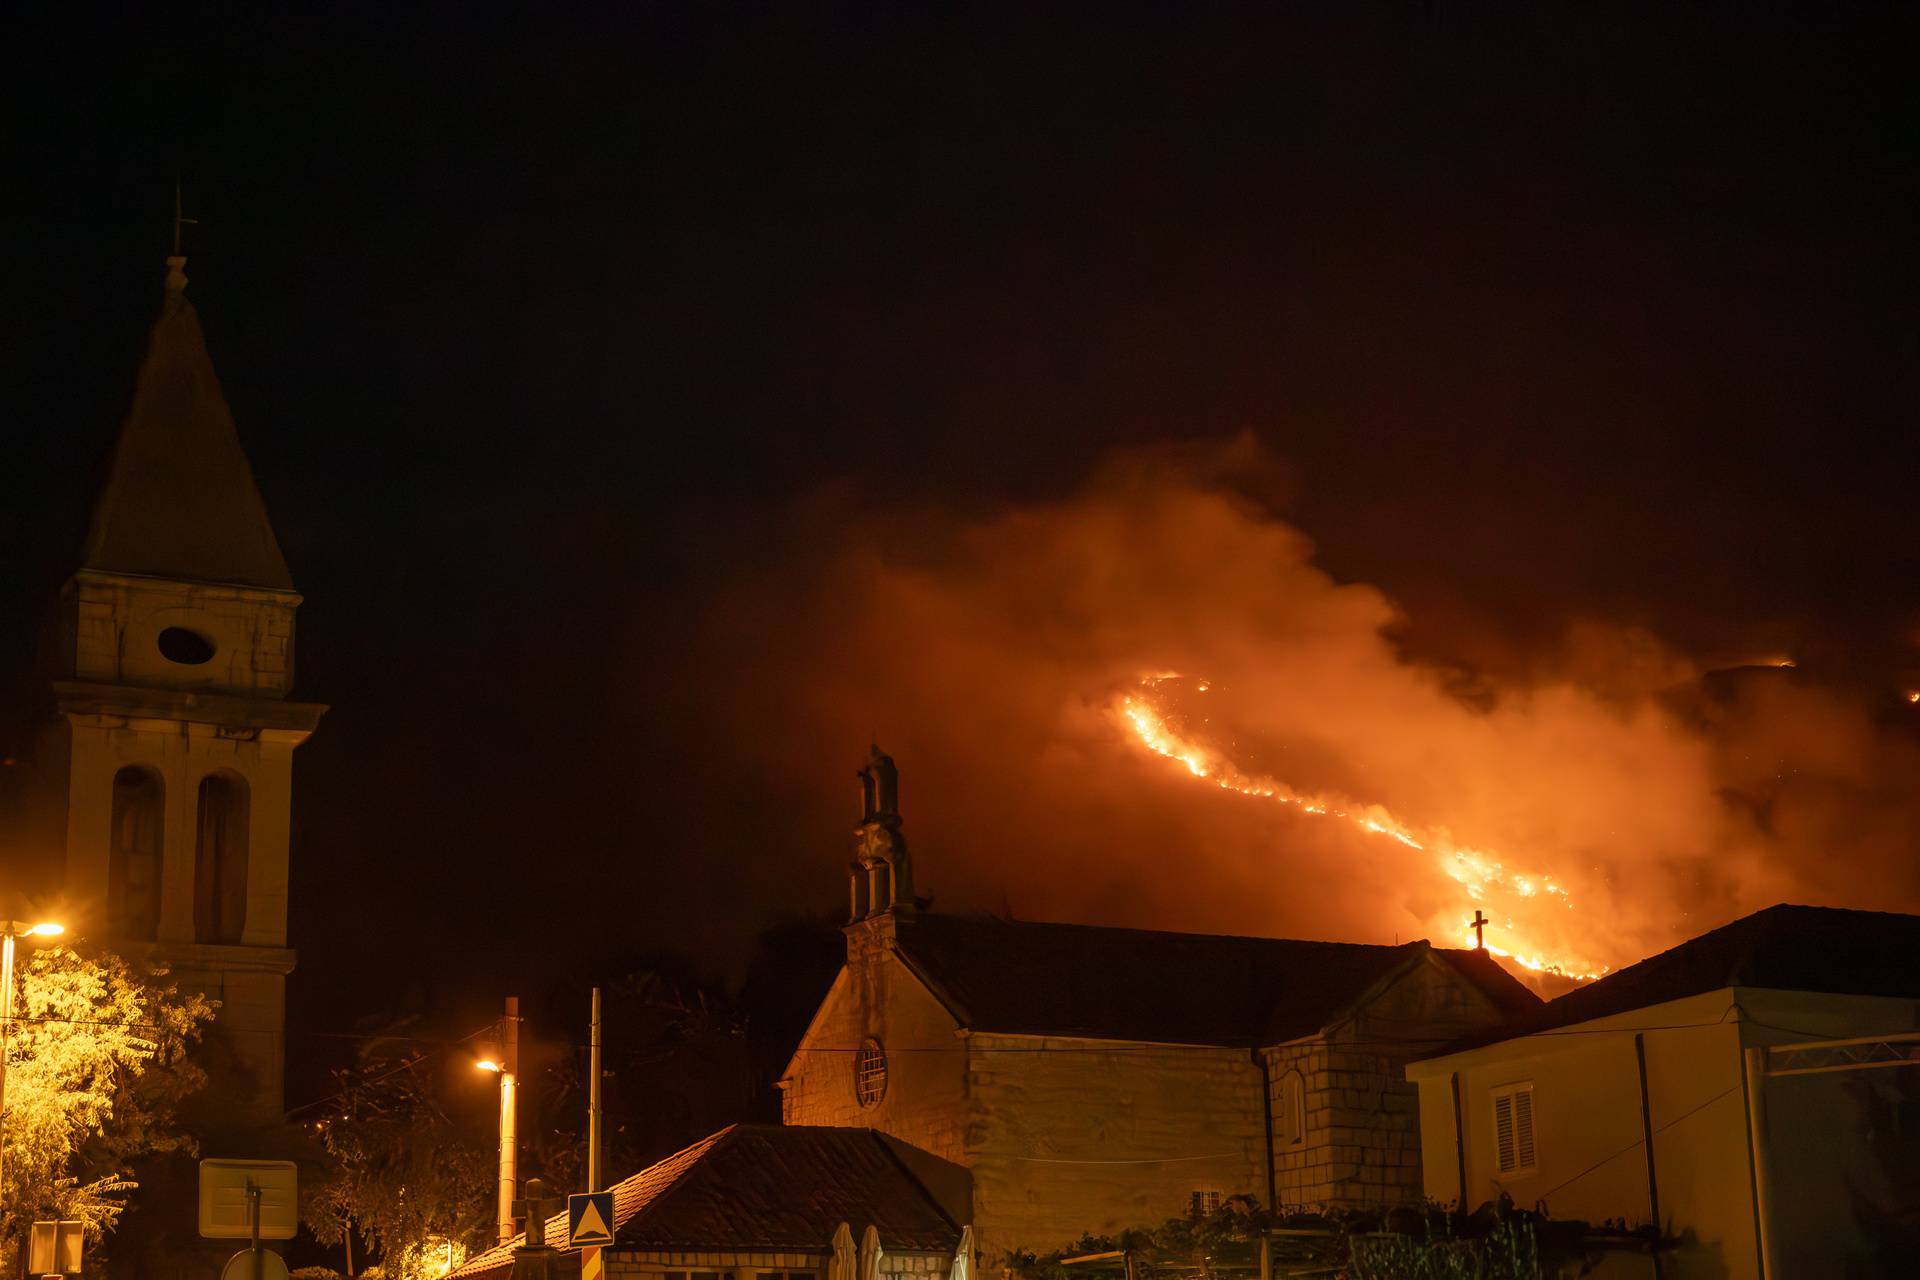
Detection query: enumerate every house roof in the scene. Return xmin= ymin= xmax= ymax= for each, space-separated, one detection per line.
xmin=81 ymin=260 xmax=294 ymax=591
xmin=1426 ymin=903 xmax=1920 ymax=1056
xmin=451 ymin=1125 xmax=961 ymax=1280
xmin=885 ymin=912 xmax=1539 ymax=1047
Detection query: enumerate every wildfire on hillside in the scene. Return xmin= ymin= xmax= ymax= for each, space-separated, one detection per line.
xmin=1119 ymin=675 xmax=1607 ymax=983
xmin=689 ymin=442 xmax=1920 ymax=988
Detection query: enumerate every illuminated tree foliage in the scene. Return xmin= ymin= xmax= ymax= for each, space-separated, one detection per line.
xmin=305 ymin=1057 xmax=495 ymax=1280
xmin=2 ymin=945 xmax=214 ymax=1247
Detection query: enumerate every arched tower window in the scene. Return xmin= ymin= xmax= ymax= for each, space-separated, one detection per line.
xmin=194 ymin=773 xmax=250 ymax=944
xmin=854 ymin=1038 xmax=888 ymax=1108
xmin=109 ymin=767 xmax=165 ymax=940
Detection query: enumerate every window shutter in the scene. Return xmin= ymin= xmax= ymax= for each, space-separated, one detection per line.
xmin=1514 ymin=1088 xmax=1536 ymax=1169
xmin=1494 ymin=1092 xmax=1517 ymax=1172
xmin=1491 ymin=1084 xmax=1536 ymax=1174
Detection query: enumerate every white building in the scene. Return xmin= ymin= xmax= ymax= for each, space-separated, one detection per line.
xmin=1408 ymin=904 xmax=1920 ymax=1279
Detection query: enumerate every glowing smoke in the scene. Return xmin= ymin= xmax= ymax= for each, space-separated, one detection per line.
xmin=678 ymin=443 xmax=1920 ymax=980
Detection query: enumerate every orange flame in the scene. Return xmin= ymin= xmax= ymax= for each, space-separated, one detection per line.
xmin=1119 ymin=677 xmax=1607 ymax=981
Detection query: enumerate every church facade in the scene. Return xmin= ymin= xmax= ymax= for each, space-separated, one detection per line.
xmin=780 ymin=750 xmax=1538 ymax=1263
xmin=9 ymin=252 xmax=321 ymax=1125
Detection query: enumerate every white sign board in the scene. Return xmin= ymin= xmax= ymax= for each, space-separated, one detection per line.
xmin=28 ymin=1221 xmax=83 ymax=1275
xmin=198 ymin=1160 xmax=299 ymax=1241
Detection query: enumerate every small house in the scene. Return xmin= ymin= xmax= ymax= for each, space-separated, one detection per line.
xmin=1407 ymin=904 xmax=1920 ymax=1279
xmin=451 ymin=1125 xmax=967 ymax=1280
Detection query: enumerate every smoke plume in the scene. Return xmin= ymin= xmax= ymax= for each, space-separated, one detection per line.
xmin=675 ymin=440 xmax=1920 ymax=984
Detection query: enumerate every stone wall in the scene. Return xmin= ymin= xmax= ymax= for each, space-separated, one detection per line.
xmin=66 ymin=570 xmax=299 ymax=697
xmin=964 ymin=1034 xmax=1267 ymax=1262
xmin=1262 ymin=955 xmax=1512 ymax=1208
xmin=779 ymin=918 xmax=970 ymax=1165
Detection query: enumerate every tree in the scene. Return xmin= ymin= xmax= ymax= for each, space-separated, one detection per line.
xmin=2 ymin=944 xmax=215 ymax=1253
xmin=305 ymin=1055 xmax=495 ymax=1280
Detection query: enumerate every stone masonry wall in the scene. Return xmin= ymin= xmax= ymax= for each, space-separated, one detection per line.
xmin=965 ymin=1034 xmax=1267 ymax=1263
xmin=68 ymin=571 xmax=298 ymax=697
xmin=1262 ymin=956 xmax=1512 ymax=1209
xmin=780 ymin=919 xmax=970 ymax=1166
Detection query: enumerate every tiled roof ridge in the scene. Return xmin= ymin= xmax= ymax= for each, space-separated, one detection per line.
xmin=865 ymin=1131 xmax=962 ymax=1237
xmin=897 ymin=909 xmax=1418 ymax=952
xmin=450 ymin=1126 xmax=736 ymax=1279
xmin=1416 ymin=901 xmax=1920 ymax=1060
xmin=1580 ymin=902 xmax=1907 ymax=995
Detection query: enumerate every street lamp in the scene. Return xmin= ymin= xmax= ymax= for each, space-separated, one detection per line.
xmin=475 ymin=1056 xmax=517 ymax=1244
xmin=0 ymin=920 xmax=64 ymax=1227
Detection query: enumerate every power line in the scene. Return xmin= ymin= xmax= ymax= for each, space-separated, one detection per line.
xmin=1529 ymin=1081 xmax=1743 ymax=1205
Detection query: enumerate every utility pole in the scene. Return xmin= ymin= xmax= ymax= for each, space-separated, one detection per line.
xmin=588 ymin=987 xmax=604 ymax=1191
xmin=499 ymin=996 xmax=520 ymax=1244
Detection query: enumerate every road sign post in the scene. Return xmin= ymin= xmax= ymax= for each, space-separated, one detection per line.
xmin=200 ymin=1158 xmax=296 ymax=1280
xmin=570 ymin=1191 xmax=613 ymax=1280
xmin=28 ymin=1221 xmax=83 ymax=1276
xmin=567 ymin=1192 xmax=614 ymax=1248
xmin=198 ymin=1160 xmax=298 ymax=1240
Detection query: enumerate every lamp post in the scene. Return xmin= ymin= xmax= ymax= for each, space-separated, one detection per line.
xmin=476 ymin=995 xmax=520 ymax=1245
xmin=474 ymin=1056 xmax=517 ymax=1244
xmin=0 ymin=920 xmax=64 ymax=1229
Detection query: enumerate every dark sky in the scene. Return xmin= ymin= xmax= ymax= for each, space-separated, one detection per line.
xmin=4 ymin=4 xmax=1918 ymax=1058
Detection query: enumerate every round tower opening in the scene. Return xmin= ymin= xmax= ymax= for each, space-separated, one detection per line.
xmin=157 ymin=626 xmax=216 ymax=665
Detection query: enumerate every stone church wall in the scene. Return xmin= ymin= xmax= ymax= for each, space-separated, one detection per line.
xmin=1262 ymin=956 xmax=1512 ymax=1208
xmin=779 ymin=923 xmax=970 ymax=1167
xmin=963 ymin=1033 xmax=1267 ymax=1262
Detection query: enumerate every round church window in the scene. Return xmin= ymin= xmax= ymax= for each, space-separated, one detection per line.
xmin=158 ymin=627 xmax=216 ymax=665
xmin=854 ymin=1038 xmax=887 ymax=1107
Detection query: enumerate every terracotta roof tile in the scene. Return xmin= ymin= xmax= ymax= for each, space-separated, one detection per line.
xmin=887 ymin=912 xmax=1537 ymax=1046
xmin=452 ymin=1126 xmax=958 ymax=1280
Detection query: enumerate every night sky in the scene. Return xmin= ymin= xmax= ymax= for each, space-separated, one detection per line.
xmin=4 ymin=4 xmax=1918 ymax=1077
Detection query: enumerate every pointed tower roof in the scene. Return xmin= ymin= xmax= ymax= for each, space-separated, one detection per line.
xmin=80 ymin=255 xmax=294 ymax=591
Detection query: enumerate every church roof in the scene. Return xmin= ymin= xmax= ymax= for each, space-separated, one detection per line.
xmin=81 ymin=260 xmax=294 ymax=590
xmin=886 ymin=912 xmax=1539 ymax=1047
xmin=1426 ymin=903 xmax=1920 ymax=1056
xmin=450 ymin=1125 xmax=961 ymax=1279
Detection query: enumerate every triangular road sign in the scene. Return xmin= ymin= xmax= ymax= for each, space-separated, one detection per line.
xmin=569 ymin=1193 xmax=615 ymax=1248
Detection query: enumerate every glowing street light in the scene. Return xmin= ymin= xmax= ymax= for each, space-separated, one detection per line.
xmin=0 ymin=919 xmax=64 ymax=1226
xmin=475 ymin=1001 xmax=519 ymax=1245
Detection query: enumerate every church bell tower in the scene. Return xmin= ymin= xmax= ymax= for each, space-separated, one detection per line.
xmin=849 ymin=744 xmax=915 ymax=919
xmin=50 ymin=251 xmax=324 ymax=1123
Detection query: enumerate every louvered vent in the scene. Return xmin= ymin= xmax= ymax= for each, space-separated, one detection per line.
xmin=1492 ymin=1084 xmax=1537 ymax=1174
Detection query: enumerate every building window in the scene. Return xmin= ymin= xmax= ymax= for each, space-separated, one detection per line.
xmin=854 ymin=1037 xmax=887 ymax=1107
xmin=194 ymin=773 xmax=250 ymax=944
xmin=1491 ymin=1083 xmax=1538 ymax=1176
xmin=108 ymin=767 xmax=165 ymax=941
xmin=1189 ymin=1190 xmax=1223 ymax=1217
xmin=1277 ymin=1069 xmax=1306 ymax=1147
